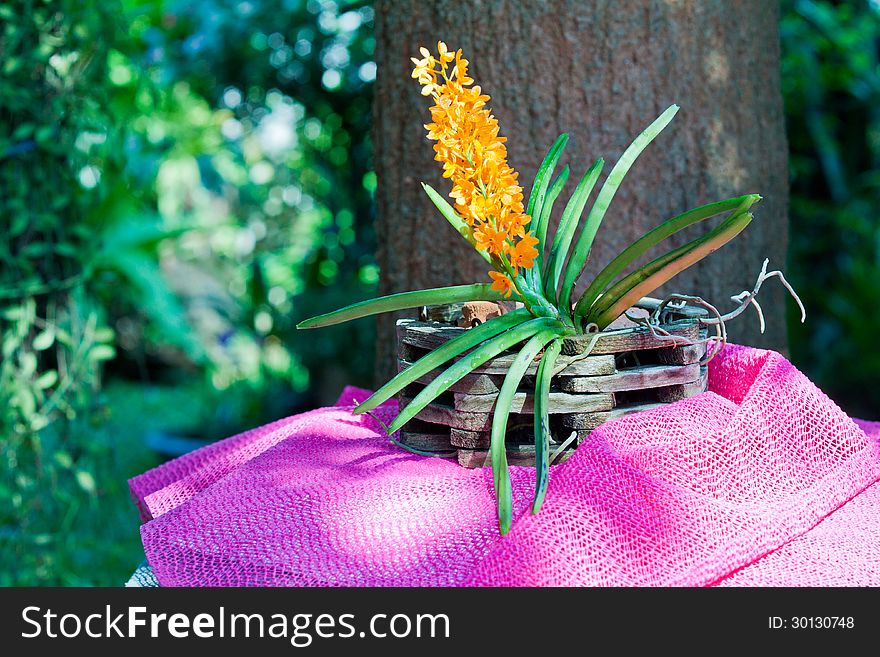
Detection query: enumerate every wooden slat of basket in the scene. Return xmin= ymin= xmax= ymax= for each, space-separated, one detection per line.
xmin=398 ymin=354 xmax=686 ymax=394
xmin=397 ymin=318 xmax=703 ymax=363
xmin=557 ymin=369 xmax=707 ymax=428
xmin=410 ymin=400 xmax=671 ymax=450
xmin=396 ymin=323 xmax=617 ymax=376
xmin=559 ymin=402 xmax=666 ymax=429
xmin=655 ymin=367 xmax=708 ymax=402
xmin=396 ymin=430 xmax=456 ymax=454
xmin=558 ymin=362 xmax=702 ymax=393
xmin=448 ymin=425 xmax=541 ymax=449
xmin=560 ymin=321 xmax=702 ymax=356
xmin=449 ymin=427 xmax=490 ymax=449
xmin=421 ymin=297 xmax=705 ymax=324
xmin=464 ymin=352 xmax=615 ymax=376
xmin=452 ymin=390 xmax=614 ymax=414
xmin=422 ymin=303 xmax=466 ymax=323
xmin=656 ymin=342 xmax=706 ymax=365
xmin=400 ymin=397 xmax=493 ymax=431
xmin=397 ymin=345 xmax=616 ymax=377
xmin=457 ymin=441 xmax=582 ymax=468
xmin=396 ymin=320 xmax=474 ymax=350
xmin=398 ymin=341 xmax=701 ymax=376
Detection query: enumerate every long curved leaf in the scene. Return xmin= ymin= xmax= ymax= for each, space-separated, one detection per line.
xmin=574 ymin=194 xmax=761 ymax=317
xmin=526 ymin=133 xmax=569 ymax=220
xmin=588 ymin=204 xmax=753 ymax=321
xmin=559 ymin=105 xmax=680 ymax=312
xmin=532 ymin=337 xmax=563 ymax=515
xmin=528 ymin=165 xmax=569 ymax=286
xmin=354 ymin=308 xmax=531 ymax=413
xmin=421 ymin=183 xmax=493 ymax=265
xmin=543 ymin=158 xmax=605 ymax=301
xmin=524 ymin=134 xmax=568 ymax=289
xmin=297 ymin=283 xmax=504 ymax=329
xmin=491 ymin=330 xmax=559 ymax=534
xmin=385 ymin=317 xmax=563 ymax=433
xmin=588 ymin=208 xmax=754 ymax=328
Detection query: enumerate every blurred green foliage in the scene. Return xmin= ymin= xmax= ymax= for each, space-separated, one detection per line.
xmin=1 ymin=0 xmax=128 ymax=584
xmin=782 ymin=0 xmax=880 ymax=419
xmin=2 ymin=0 xmax=376 ymax=584
xmin=106 ymin=0 xmax=379 ymax=417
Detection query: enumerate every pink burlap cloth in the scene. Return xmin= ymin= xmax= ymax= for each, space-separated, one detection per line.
xmin=130 ymin=345 xmax=880 ymax=586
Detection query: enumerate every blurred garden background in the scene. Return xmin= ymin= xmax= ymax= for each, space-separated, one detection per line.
xmin=1 ymin=0 xmax=878 ymax=584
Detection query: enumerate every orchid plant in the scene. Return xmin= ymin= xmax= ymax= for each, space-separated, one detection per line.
xmin=298 ymin=42 xmax=762 ymax=533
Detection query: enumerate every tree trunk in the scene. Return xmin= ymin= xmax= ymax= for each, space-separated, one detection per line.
xmin=373 ymin=0 xmax=788 ymax=384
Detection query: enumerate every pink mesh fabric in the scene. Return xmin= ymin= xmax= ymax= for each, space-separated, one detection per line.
xmin=130 ymin=347 xmax=880 ymax=586
xmin=717 ymin=419 xmax=880 ymax=586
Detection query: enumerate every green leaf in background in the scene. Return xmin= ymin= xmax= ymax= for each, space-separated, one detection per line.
xmin=93 ymin=326 xmax=115 ymax=343
xmin=34 ymin=370 xmax=58 ymax=389
xmin=14 ymin=387 xmax=37 ymax=418
xmin=89 ymin=345 xmax=117 ymax=362
xmin=75 ymin=471 xmax=97 ymax=495
xmin=20 ymin=352 xmax=37 ymax=377
xmin=32 ymin=329 xmax=55 ymax=351
xmin=92 ymin=229 xmax=199 ymax=359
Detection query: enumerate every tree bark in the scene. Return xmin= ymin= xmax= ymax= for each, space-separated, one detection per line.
xmin=373 ymin=0 xmax=789 ymax=384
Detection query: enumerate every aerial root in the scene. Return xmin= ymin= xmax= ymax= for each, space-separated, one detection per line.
xmin=626 ymin=259 xmax=804 ymax=367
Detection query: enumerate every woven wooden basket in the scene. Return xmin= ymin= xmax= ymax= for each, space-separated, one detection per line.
xmin=396 ymin=300 xmax=708 ymax=468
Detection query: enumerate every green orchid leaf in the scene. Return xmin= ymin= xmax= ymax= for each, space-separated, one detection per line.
xmin=354 ymin=308 xmax=531 ymax=413
xmin=532 ymin=337 xmax=563 ymax=515
xmin=422 ymin=183 xmax=496 ymax=267
xmin=491 ymin=330 xmax=559 ymax=535
xmin=385 ymin=317 xmax=563 ymax=434
xmin=588 ymin=208 xmax=753 ymax=328
xmin=528 ymin=164 xmax=570 ymax=287
xmin=559 ymin=105 xmax=680 ymax=313
xmin=526 ymin=133 xmax=569 ymax=221
xmin=574 ymin=194 xmax=761 ymax=317
xmin=422 ymin=183 xmax=493 ymax=265
xmin=297 ymin=283 xmax=505 ymax=329
xmin=543 ymin=158 xmax=605 ymax=302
